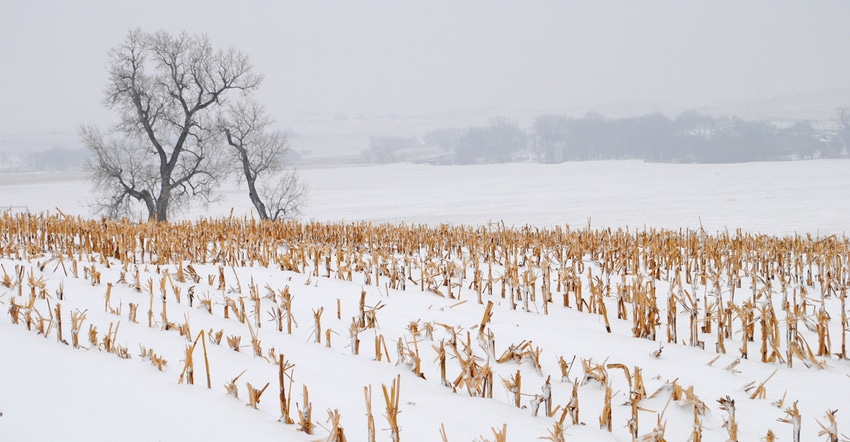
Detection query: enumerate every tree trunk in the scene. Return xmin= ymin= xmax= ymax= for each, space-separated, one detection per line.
xmin=247 ymin=181 xmax=268 ymax=220
xmin=135 ymin=189 xmax=157 ymax=222
xmin=153 ymin=188 xmax=170 ymax=222
xmin=239 ymin=150 xmax=269 ymax=220
xmin=154 ymin=204 xmax=168 ymax=222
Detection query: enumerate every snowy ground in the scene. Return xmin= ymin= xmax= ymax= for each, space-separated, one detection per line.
xmin=1 ymin=159 xmax=849 ymax=442
xmin=2 ymin=159 xmax=849 ymax=235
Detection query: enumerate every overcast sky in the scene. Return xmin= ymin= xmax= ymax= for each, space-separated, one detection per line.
xmin=2 ymin=1 xmax=849 ymax=142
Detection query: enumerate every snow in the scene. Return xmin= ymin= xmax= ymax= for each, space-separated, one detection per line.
xmin=2 ymin=160 xmax=849 ymax=235
xmin=1 ymin=159 xmax=849 ymax=442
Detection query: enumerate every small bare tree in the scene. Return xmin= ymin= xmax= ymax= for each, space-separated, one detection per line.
xmin=81 ymin=29 xmax=262 ymax=221
xmin=838 ymin=106 xmax=850 ymax=130
xmin=828 ymin=106 xmax=850 ymax=157
xmin=220 ymin=100 xmax=307 ymax=221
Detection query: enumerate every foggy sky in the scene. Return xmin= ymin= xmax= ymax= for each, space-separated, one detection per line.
xmin=1 ymin=1 xmax=849 ymax=142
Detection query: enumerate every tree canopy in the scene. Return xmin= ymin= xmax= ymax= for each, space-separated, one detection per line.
xmin=82 ymin=29 xmax=305 ymax=222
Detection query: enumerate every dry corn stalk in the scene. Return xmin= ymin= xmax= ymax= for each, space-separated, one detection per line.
xmin=208 ymin=328 xmax=223 ymax=345
xmin=297 ymin=385 xmax=315 ymax=434
xmin=431 ymin=339 xmax=449 ymax=387
xmin=490 ymin=424 xmax=508 ymax=442
xmin=127 ymin=302 xmax=138 ymax=323
xmin=199 ymin=292 xmax=213 ymax=314
xmin=224 ymin=369 xmax=246 ymax=398
xmin=227 ymin=334 xmax=242 ymax=351
xmin=382 ymin=375 xmax=401 ymax=442
xmin=540 ymin=422 xmax=564 ymax=442
xmin=178 ymin=330 xmax=211 ymax=388
xmin=101 ymin=321 xmax=120 ymax=353
xmin=557 ymin=355 xmax=575 ymax=383
xmin=53 ymin=303 xmax=67 ymax=344
xmin=563 ymin=379 xmax=580 ymax=425
xmin=375 ymin=334 xmax=391 ymax=363
xmin=690 ymin=403 xmax=703 ymax=442
xmin=138 ymin=344 xmax=168 ymax=370
xmin=70 ymin=308 xmax=86 ymax=348
xmin=88 ymin=324 xmax=98 ymax=347
xmin=717 ymin=396 xmax=738 ymax=442
xmin=599 ymin=381 xmax=612 ymax=432
xmin=278 ymin=354 xmax=296 ymax=424
xmin=773 ymin=390 xmax=788 ymax=409
xmin=312 ymin=307 xmax=324 ymax=344
xmin=364 ymin=385 xmax=376 ymax=442
xmin=627 ymin=391 xmax=641 ymax=440
xmin=1 ymin=264 xmax=13 ymax=288
xmin=777 ymin=400 xmax=802 ymax=442
xmin=178 ymin=343 xmax=195 ymax=385
xmin=247 ymin=322 xmax=262 ymax=356
xmin=746 ymin=369 xmax=777 ymax=400
xmin=325 ymin=328 xmax=336 ymax=348
xmin=581 ymin=358 xmax=609 ymax=386
xmin=496 ymin=340 xmax=543 ymax=374
xmin=246 ymin=382 xmax=270 ymax=410
xmin=501 ymin=370 xmax=521 ymax=408
xmin=450 ymin=335 xmax=493 ymax=398
xmin=349 ymin=318 xmax=361 ymax=355
xmin=815 ymin=409 xmax=839 ymax=442
xmin=478 ymin=300 xmax=494 ymax=335
xmin=279 ymin=286 xmax=296 ymax=334
xmin=638 ymin=414 xmax=668 ymax=442
xmin=147 ymin=280 xmax=154 ymax=328
xmin=324 ymin=409 xmax=346 ymax=442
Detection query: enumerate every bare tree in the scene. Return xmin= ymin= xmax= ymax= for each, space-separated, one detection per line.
xmin=838 ymin=106 xmax=850 ymax=130
xmin=258 ymin=168 xmax=308 ymax=221
xmin=220 ymin=100 xmax=308 ymax=221
xmin=81 ymin=29 xmax=262 ymax=221
xmin=836 ymin=106 xmax=850 ymax=157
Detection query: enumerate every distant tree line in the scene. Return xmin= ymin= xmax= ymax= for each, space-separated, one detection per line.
xmin=409 ymin=108 xmax=850 ymax=165
xmin=0 ymin=147 xmax=88 ymax=172
xmin=361 ymin=136 xmax=420 ymax=163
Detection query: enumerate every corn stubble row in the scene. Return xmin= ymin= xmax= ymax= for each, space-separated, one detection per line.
xmin=1 ymin=212 xmax=848 ymax=441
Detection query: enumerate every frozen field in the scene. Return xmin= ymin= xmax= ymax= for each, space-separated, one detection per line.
xmin=1 ymin=159 xmax=849 ymax=442
xmin=1 ymin=159 xmax=848 ymax=235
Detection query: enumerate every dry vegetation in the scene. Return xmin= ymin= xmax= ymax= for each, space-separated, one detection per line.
xmin=2 ymin=212 xmax=848 ymax=440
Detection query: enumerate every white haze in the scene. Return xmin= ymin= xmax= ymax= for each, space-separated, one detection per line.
xmin=1 ymin=1 xmax=850 ymax=152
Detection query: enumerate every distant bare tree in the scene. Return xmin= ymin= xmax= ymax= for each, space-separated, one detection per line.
xmin=220 ymin=100 xmax=307 ymax=221
xmin=81 ymin=29 xmax=262 ymax=221
xmin=835 ymin=106 xmax=850 ymax=157
xmin=838 ymin=106 xmax=850 ymax=130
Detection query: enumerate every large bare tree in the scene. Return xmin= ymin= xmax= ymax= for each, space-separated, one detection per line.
xmin=81 ymin=29 xmax=262 ymax=221
xmin=220 ymin=100 xmax=307 ymax=221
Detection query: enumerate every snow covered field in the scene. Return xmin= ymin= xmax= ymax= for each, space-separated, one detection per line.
xmin=1 ymin=159 xmax=849 ymax=442
xmin=2 ymin=159 xmax=849 ymax=235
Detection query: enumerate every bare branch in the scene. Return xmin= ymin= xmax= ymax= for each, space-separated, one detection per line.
xmin=263 ymin=170 xmax=308 ymax=221
xmin=219 ymin=98 xmax=306 ymax=220
xmin=82 ymin=29 xmax=261 ymax=221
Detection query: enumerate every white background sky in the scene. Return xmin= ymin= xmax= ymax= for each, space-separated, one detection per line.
xmin=1 ymin=1 xmax=849 ymax=145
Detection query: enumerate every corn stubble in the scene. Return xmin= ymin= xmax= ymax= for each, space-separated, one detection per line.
xmin=2 ymin=212 xmax=848 ymax=440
